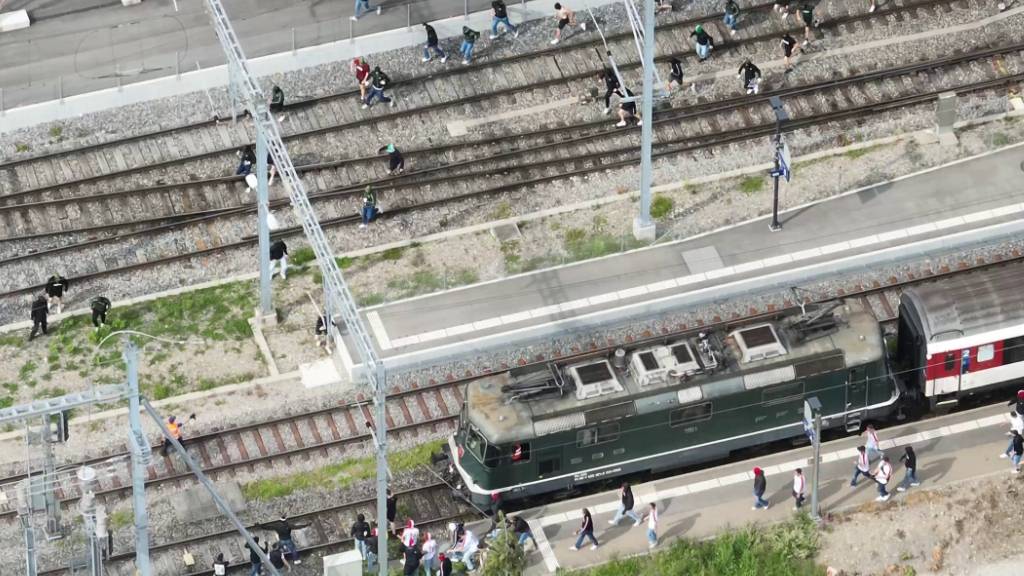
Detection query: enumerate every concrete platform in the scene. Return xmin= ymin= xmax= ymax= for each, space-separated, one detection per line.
xmin=348 ymin=143 xmax=1024 ymax=373
xmin=506 ymin=401 xmax=1018 ymax=574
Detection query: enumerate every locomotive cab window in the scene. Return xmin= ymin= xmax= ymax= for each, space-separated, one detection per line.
xmin=510 ymin=442 xmax=531 ymax=463
xmin=670 ymin=402 xmax=712 ymax=427
xmin=944 ymin=352 xmax=956 ymax=372
xmin=466 ymin=426 xmax=500 ymax=468
xmin=577 ymin=423 xmax=620 ymax=447
xmin=978 ymin=344 xmax=995 ymax=363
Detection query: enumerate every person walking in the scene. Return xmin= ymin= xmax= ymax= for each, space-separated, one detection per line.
xmin=873 ymin=454 xmax=893 ymax=502
xmin=551 ymin=3 xmax=585 ymax=45
xmin=1008 ymin=390 xmax=1024 ymax=419
xmin=352 ymin=0 xmax=381 ymax=21
xmin=269 ymin=240 xmax=288 ymax=280
xmin=781 ymin=33 xmax=800 ymax=71
xmin=752 ymin=467 xmax=769 ymax=510
xmin=798 ymin=2 xmax=817 ymax=46
xmin=386 ymin=488 xmax=398 ymax=534
xmin=864 ymin=424 xmax=882 ymax=461
xmin=351 ymin=513 xmax=371 ymax=565
xmin=352 ymin=57 xmax=371 ymax=103
xmin=850 ymin=445 xmax=871 ymax=486
xmin=437 ymin=552 xmax=453 ymax=576
xmin=270 ymin=85 xmax=285 ymax=114
xmin=896 ymin=445 xmax=920 ymax=492
xmin=247 ymin=536 xmax=268 ymax=576
xmin=599 ymin=69 xmax=624 ymax=115
xmin=420 ymin=532 xmax=438 ymax=575
xmin=45 ymin=274 xmax=69 ymax=314
xmin=869 ymin=0 xmax=877 ymax=13
xmin=490 ymin=0 xmax=518 ymax=39
xmin=29 ymin=294 xmax=49 ymax=341
xmin=511 ymin=515 xmax=537 ymax=550
xmin=1002 ymin=410 xmax=1024 ymax=458
xmin=160 ymin=413 xmax=195 ymax=456
xmin=90 ymin=296 xmax=111 ymax=330
xmin=259 ymin=515 xmax=308 ymax=564
xmin=723 ymin=0 xmax=740 ymax=35
xmin=737 ymin=59 xmax=762 ymax=95
xmin=236 ymin=144 xmax=257 ymax=176
xmin=641 ymin=502 xmax=658 ymax=549
xmin=690 ymin=24 xmax=715 ymax=61
xmin=616 ymin=87 xmax=641 ymax=127
xmin=378 ymin=144 xmax=405 ymax=176
xmin=212 ymin=553 xmax=229 ymax=576
xmin=609 ymin=482 xmax=642 ymax=526
xmin=569 ymin=508 xmax=598 ymax=550
xmin=422 ymin=23 xmax=447 ymax=63
xmin=792 ymin=468 xmax=807 ymax=509
xmin=363 ymin=66 xmax=394 ymax=109
xmin=460 ymin=26 xmax=480 ymax=65
xmin=1011 ymin=430 xmax=1024 ymax=474
xmin=360 ymin=185 xmax=379 ymax=228
xmin=774 ymin=0 xmax=792 ymax=18
xmin=402 ymin=543 xmax=422 ymax=576
xmin=268 ymin=542 xmax=291 ymax=573
xmin=667 ymin=57 xmax=685 ymax=90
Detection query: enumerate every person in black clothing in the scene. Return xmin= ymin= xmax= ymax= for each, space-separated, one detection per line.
xmin=511 ymin=515 xmax=538 ymax=550
xmin=799 ymin=2 xmax=817 ymax=46
xmin=1011 ymin=430 xmax=1024 ymax=474
xmin=402 ymin=544 xmax=422 ymax=576
xmin=490 ymin=0 xmax=518 ymax=38
xmin=270 ymin=85 xmax=285 ymax=114
xmin=29 ymin=294 xmax=49 ymax=341
xmin=615 ymin=87 xmax=640 ymax=128
xmin=212 ymin=552 xmax=229 ymax=576
xmin=609 ymin=482 xmax=642 ymax=525
xmin=350 ymin=513 xmax=371 ymax=563
xmin=269 ymin=240 xmax=288 ymax=280
xmin=90 ymin=296 xmax=111 ymax=330
xmin=315 ymin=315 xmax=332 ymax=351
xmin=246 ymin=536 xmax=268 ymax=576
xmin=437 ymin=552 xmax=454 ymax=576
xmin=460 ymin=26 xmax=480 ymax=65
xmin=690 ymin=24 xmax=714 ymax=60
xmin=737 ymin=59 xmax=762 ymax=95
xmin=570 ymin=508 xmax=598 ymax=550
xmin=362 ymin=66 xmax=394 ymax=109
xmin=598 ymin=68 xmax=624 ymax=115
xmin=1009 ymin=390 xmax=1024 ymax=417
xmin=236 ymin=145 xmax=257 ymax=176
xmin=667 ymin=57 xmax=685 ymax=90
xmin=422 ymin=22 xmax=447 ymax=62
xmin=268 ymin=541 xmax=290 ymax=572
xmin=386 ymin=488 xmax=398 ymax=534
xmin=258 ymin=515 xmax=309 ymax=564
xmin=377 ymin=144 xmax=405 ymax=176
xmin=45 ymin=274 xmax=69 ymax=314
xmin=896 ymin=445 xmax=920 ymax=492
xmin=752 ymin=466 xmax=769 ymax=509
xmin=781 ymin=33 xmax=800 ymax=71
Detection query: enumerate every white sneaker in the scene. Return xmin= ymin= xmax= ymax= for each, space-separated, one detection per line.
xmin=589 ymin=544 xmax=598 ymax=550
xmin=351 ymin=15 xmax=358 ymax=21
xmin=580 ymin=22 xmax=587 ymax=30
xmin=294 ymin=560 xmax=301 ymax=565
xmin=1001 ymin=453 xmax=1009 ymax=458
xmin=911 ymin=482 xmax=920 ymax=486
xmin=896 ymin=487 xmax=906 ymax=492
xmin=376 ymin=5 xmax=381 ymax=14
xmin=389 ymin=99 xmax=395 ymax=107
xmin=636 ymin=120 xmax=642 ymax=126
xmin=731 ymin=29 xmax=737 ymax=36
xmin=869 ymin=4 xmax=876 ymax=12
xmin=1013 ymin=469 xmax=1020 ymax=474
xmin=633 ymin=520 xmax=642 ymax=527
xmin=422 ymin=57 xmax=430 ymax=62
xmin=615 ymin=120 xmax=626 ymax=127
xmin=489 ymin=34 xmax=498 ymax=39
xmin=649 ymin=542 xmax=656 ymax=549
xmin=359 ymin=223 xmax=367 ymax=228
xmin=802 ymin=40 xmax=810 ymax=47
xmin=569 ymin=546 xmax=578 ymax=551
xmin=441 ymin=56 xmax=448 ymax=63
xmin=514 ymin=30 xmax=519 ymax=38
xmin=462 ymin=59 xmax=470 ymax=65
xmin=550 ymin=38 xmax=559 ymax=45
xmin=361 ymin=103 xmax=369 ymax=109
xmin=751 ymin=506 xmax=758 ymax=510
xmin=608 ymin=520 xmax=616 ymax=525
xmin=603 ymin=107 xmax=611 ymax=115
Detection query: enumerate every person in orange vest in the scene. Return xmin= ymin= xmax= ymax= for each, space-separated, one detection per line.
xmin=161 ymin=413 xmax=196 ymax=456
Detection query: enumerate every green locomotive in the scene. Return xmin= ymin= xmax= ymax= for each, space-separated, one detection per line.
xmin=448 ymin=305 xmax=900 ymax=506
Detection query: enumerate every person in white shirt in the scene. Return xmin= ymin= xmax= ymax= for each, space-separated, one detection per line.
xmin=1001 ymin=410 xmax=1024 ymax=458
xmin=873 ymin=455 xmax=893 ymax=502
xmin=641 ymin=503 xmax=658 ymax=549
xmin=420 ymin=532 xmax=437 ymax=576
xmin=864 ymin=424 xmax=882 ymax=461
xmin=792 ymin=468 xmax=806 ymax=509
xmin=850 ymin=446 xmax=871 ymax=487
xmin=452 ymin=529 xmax=479 ymax=570
xmin=401 ymin=519 xmax=420 ymax=549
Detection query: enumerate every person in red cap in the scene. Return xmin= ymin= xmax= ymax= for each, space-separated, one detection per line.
xmin=752 ymin=467 xmax=769 ymax=510
xmin=1009 ymin=390 xmax=1024 ymax=417
xmin=437 ymin=552 xmax=453 ymax=576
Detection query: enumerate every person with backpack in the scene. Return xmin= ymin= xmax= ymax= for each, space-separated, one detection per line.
xmin=362 ymin=66 xmax=394 ymax=109
xmin=246 ymin=536 xmax=268 ymax=576
xmin=615 ymin=87 xmax=641 ymax=127
xmin=873 ymin=454 xmax=893 ymax=501
xmin=460 ymin=26 xmax=480 ymax=65
xmin=258 ymin=515 xmax=309 ymax=564
xmin=90 ymin=296 xmax=111 ymax=330
xmin=377 ymin=144 xmax=405 ymax=176
xmin=422 ymin=22 xmax=447 ymax=63
xmin=690 ymin=24 xmax=715 ymax=61
xmin=752 ymin=466 xmax=769 ymax=509
xmin=490 ymin=0 xmax=519 ymax=39
xmin=667 ymin=57 xmax=685 ymax=90
xmin=268 ymin=541 xmax=291 ymax=572
xmin=360 ymin=185 xmax=379 ymax=228
xmin=212 ymin=553 xmax=229 ymax=576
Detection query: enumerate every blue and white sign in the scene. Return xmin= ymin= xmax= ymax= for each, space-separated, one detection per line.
xmin=778 ymin=141 xmax=792 ymax=183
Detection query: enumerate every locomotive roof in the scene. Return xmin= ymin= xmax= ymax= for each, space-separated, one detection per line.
xmin=466 ymin=308 xmax=883 ymax=444
xmin=900 ymin=265 xmax=1024 ymax=354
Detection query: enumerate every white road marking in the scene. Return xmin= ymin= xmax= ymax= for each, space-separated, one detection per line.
xmin=530 ymin=517 xmax=560 ymax=572
xmin=365 ymin=311 xmax=392 ymax=350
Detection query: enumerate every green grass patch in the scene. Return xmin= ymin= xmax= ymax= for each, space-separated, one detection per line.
xmin=567 ymin=515 xmax=819 ymax=576
xmin=843 ymin=142 xmax=889 ymax=160
xmin=18 ymin=360 xmax=38 ymax=380
xmin=0 ymin=397 xmax=13 ymax=409
xmin=739 ymin=176 xmax=765 ymax=195
xmin=491 ymin=201 xmax=513 ymax=220
xmin=563 ymin=228 xmax=641 ymax=262
xmin=380 ymin=246 xmax=406 ymax=261
xmin=387 ymin=270 xmax=443 ymax=298
xmin=993 ymin=132 xmax=1011 ymax=147
xmin=1 ymin=382 xmax=17 ymax=394
xmin=49 ymin=126 xmax=63 ymax=139
xmin=242 ymin=439 xmax=445 ymax=501
xmin=107 ymin=509 xmax=133 ymax=531
xmin=290 ymin=246 xmax=316 ymax=266
xmin=650 ymin=194 xmax=674 ymax=220
xmin=0 ymin=334 xmax=23 ymax=348
xmin=358 ymin=293 xmax=386 ymax=307
xmin=15 ymin=143 xmax=30 ymax=153
xmin=450 ymin=269 xmax=479 ymax=287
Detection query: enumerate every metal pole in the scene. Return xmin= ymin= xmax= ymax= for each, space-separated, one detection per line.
xmin=228 ymin=62 xmax=238 ymax=123
xmin=141 ymin=399 xmax=282 ymax=576
xmin=291 ymin=28 xmax=296 ymax=54
xmin=58 ymin=75 xmax=63 ymax=103
xmin=349 ymin=17 xmax=354 ymax=41
xmin=42 ymin=432 xmax=60 ymax=538
xmin=464 ymin=0 xmax=469 ymax=18
xmin=407 ymin=3 xmax=411 ymax=29
xmin=632 ymin=0 xmax=655 ymax=241
xmin=124 ymin=343 xmax=152 ymax=575
xmin=769 ymin=130 xmax=782 ymax=232
xmin=374 ymin=363 xmax=388 ymax=576
xmin=175 ymin=52 xmax=180 ymax=80
xmin=1 ymin=87 xmax=5 ymax=116
xmin=256 ymin=132 xmax=273 ymax=317
xmin=21 ymin=515 xmax=37 ymax=576
xmin=811 ymin=410 xmax=822 ymax=522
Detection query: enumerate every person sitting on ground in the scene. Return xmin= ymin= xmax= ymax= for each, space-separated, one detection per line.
xmin=270 ymin=85 xmax=285 ymax=113
xmin=360 ymin=185 xmax=379 ymax=228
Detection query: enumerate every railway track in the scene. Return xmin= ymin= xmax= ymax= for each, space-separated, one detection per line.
xmin=1 ymin=35 xmax=1019 ymax=308
xmin=37 ymin=482 xmax=476 ymax=576
xmin=0 ymin=381 xmax=464 ymax=520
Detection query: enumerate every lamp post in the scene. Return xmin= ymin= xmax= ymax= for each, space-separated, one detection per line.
xmin=768 ymin=96 xmax=790 ymax=232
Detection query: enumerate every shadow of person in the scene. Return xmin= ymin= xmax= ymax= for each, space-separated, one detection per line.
xmin=659 ymin=513 xmax=700 ymax=541
xmin=918 ymin=457 xmax=956 ymax=485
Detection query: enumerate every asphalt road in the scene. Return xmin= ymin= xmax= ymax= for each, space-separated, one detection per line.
xmin=0 ymin=0 xmax=501 ymax=110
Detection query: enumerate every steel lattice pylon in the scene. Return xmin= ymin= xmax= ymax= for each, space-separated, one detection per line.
xmin=201 ymin=1 xmax=390 ymax=573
